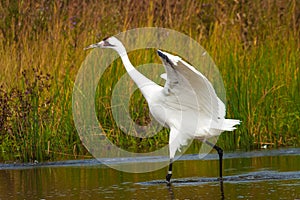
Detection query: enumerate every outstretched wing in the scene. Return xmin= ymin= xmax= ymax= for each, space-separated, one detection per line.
xmin=157 ymin=50 xmax=225 ymax=130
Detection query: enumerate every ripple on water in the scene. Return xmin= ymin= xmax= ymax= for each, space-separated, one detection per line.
xmin=137 ymin=170 xmax=300 ymax=186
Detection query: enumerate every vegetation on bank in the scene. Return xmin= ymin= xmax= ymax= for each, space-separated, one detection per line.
xmin=0 ymin=0 xmax=299 ymax=162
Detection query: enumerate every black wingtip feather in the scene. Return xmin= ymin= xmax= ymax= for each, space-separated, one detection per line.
xmin=157 ymin=50 xmax=173 ymax=65
xmin=157 ymin=50 xmax=165 ymax=58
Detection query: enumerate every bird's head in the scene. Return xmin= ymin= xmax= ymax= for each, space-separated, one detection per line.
xmin=84 ymin=36 xmax=122 ymax=51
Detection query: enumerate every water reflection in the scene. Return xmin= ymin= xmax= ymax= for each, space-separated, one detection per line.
xmin=0 ymin=148 xmax=299 ymax=199
xmin=220 ymin=180 xmax=225 ymax=199
xmin=166 ymin=180 xmax=225 ymax=200
xmin=168 ymin=180 xmax=225 ymax=200
xmin=167 ymin=183 xmax=175 ymax=199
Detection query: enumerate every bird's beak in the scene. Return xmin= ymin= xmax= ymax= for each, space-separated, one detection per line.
xmin=84 ymin=41 xmax=104 ymax=50
xmin=84 ymin=43 xmax=97 ymax=50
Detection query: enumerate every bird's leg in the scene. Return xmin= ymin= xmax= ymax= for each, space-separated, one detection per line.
xmin=205 ymin=140 xmax=223 ymax=180
xmin=166 ymin=159 xmax=173 ymax=183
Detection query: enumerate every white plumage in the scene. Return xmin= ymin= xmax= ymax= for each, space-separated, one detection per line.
xmin=85 ymin=36 xmax=240 ymax=182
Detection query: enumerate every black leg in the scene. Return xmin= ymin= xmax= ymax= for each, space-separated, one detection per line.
xmin=205 ymin=140 xmax=225 ymax=198
xmin=166 ymin=159 xmax=173 ymax=183
xmin=205 ymin=140 xmax=224 ymax=180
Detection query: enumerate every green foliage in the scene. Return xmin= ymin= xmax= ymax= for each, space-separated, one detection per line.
xmin=0 ymin=0 xmax=299 ymax=162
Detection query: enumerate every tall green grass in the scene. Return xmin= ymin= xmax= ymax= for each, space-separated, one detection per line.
xmin=0 ymin=0 xmax=299 ymax=162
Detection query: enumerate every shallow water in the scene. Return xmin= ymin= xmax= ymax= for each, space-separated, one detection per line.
xmin=0 ymin=148 xmax=300 ymax=199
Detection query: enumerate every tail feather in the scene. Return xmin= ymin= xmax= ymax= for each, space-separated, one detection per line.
xmin=221 ymin=119 xmax=241 ymax=131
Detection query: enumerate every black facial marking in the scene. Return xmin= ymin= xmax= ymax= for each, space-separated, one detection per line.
xmin=103 ymin=40 xmax=111 ymax=46
xmin=102 ymin=39 xmax=116 ymax=47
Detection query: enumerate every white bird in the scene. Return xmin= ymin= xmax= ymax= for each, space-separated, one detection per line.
xmin=85 ymin=36 xmax=240 ymax=183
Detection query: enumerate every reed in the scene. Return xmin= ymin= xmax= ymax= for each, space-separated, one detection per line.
xmin=0 ymin=0 xmax=299 ymax=161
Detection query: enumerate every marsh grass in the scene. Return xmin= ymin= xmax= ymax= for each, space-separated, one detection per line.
xmin=0 ymin=0 xmax=299 ymax=161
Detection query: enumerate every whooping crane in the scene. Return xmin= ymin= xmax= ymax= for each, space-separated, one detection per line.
xmin=84 ymin=36 xmax=240 ymax=183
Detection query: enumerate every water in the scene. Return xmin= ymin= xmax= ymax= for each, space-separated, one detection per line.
xmin=0 ymin=148 xmax=300 ymax=199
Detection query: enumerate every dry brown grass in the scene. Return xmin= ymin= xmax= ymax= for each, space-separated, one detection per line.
xmin=0 ymin=0 xmax=299 ymax=161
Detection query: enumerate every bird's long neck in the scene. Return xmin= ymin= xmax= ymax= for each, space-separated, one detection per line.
xmin=115 ymin=45 xmax=160 ymax=100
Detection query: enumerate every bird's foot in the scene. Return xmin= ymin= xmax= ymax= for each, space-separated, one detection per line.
xmin=166 ymin=173 xmax=172 ymax=184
